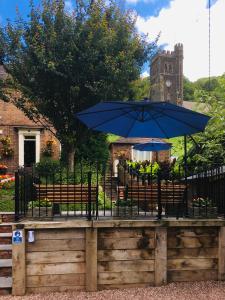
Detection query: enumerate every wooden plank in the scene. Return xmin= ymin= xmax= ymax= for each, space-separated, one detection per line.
xmin=12 ymin=227 xmax=25 ymax=296
xmin=27 ymin=286 xmax=85 ymax=294
xmin=27 ymin=273 xmax=85 ymax=287
xmin=86 ymin=228 xmax=97 ymax=292
xmin=218 ymin=226 xmax=225 ymax=280
xmin=23 ymin=220 xmax=92 ymax=229
xmin=26 ymin=238 xmax=85 ymax=252
xmin=98 ymin=271 xmax=154 ymax=285
xmin=98 ymin=249 xmax=155 ymax=261
xmin=168 ymin=258 xmax=218 ymax=271
xmin=168 ymin=247 xmax=218 ymax=259
xmin=168 ymin=234 xmax=218 ymax=248
xmin=168 ymin=270 xmax=218 ymax=282
xmin=168 ymin=227 xmax=218 ymax=236
xmin=0 ymin=259 xmax=12 ymax=267
xmin=98 ymin=237 xmax=155 ymax=250
xmin=0 ymin=277 xmax=12 ymax=288
xmin=34 ymin=229 xmax=85 ymax=240
xmin=98 ymin=283 xmax=152 ymax=290
xmin=21 ymin=219 xmax=225 ymax=230
xmin=98 ymin=228 xmax=155 ymax=239
xmin=27 ymin=262 xmax=85 ymax=276
xmin=98 ymin=260 xmax=154 ymax=272
xmin=27 ymin=250 xmax=85 ymax=264
xmin=155 ymin=227 xmax=167 ymax=286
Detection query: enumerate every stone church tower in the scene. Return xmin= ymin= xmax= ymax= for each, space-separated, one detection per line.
xmin=150 ymin=43 xmax=183 ymax=105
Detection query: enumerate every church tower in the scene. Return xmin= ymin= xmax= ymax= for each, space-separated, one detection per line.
xmin=150 ymin=43 xmax=183 ymax=105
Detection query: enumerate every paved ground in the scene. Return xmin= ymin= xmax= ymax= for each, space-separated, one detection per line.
xmin=1 ymin=281 xmax=225 ymax=300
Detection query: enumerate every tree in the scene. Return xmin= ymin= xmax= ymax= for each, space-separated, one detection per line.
xmin=187 ymin=80 xmax=225 ymax=168
xmin=183 ymin=77 xmax=195 ymax=101
xmin=129 ymin=76 xmax=150 ymax=100
xmin=0 ymin=0 xmax=155 ymax=169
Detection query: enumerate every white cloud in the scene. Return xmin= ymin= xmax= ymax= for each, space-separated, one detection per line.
xmin=136 ymin=0 xmax=225 ymax=81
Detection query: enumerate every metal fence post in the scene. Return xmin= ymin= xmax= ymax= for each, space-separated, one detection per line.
xmin=15 ymin=171 xmax=20 ymax=221
xmin=157 ymin=171 xmax=162 ymax=220
xmin=88 ymin=171 xmax=92 ymax=221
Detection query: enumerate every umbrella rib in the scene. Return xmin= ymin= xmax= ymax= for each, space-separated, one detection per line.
xmin=155 ymin=102 xmax=210 ymax=117
xmin=87 ymin=107 xmax=134 ymax=130
xmin=77 ymin=106 xmax=132 ymax=116
xmin=125 ymin=113 xmax=139 ymax=137
xmin=151 ymin=107 xmax=207 ymax=132
xmin=153 ymin=118 xmax=170 ymax=139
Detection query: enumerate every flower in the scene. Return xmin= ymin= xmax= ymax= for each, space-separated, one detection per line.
xmin=0 ymin=164 xmax=7 ymax=169
xmin=192 ymin=197 xmax=212 ymax=207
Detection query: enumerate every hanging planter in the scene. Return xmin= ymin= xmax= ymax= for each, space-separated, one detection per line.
xmin=0 ymin=136 xmax=14 ymax=159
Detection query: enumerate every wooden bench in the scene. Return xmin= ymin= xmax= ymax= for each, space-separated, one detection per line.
xmin=33 ymin=184 xmax=98 ymax=214
xmin=119 ymin=183 xmax=187 ymax=215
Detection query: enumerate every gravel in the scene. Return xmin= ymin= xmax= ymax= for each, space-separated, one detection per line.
xmin=2 ymin=281 xmax=225 ymax=300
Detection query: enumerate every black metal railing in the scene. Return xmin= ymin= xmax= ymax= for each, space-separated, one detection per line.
xmin=15 ymin=161 xmax=225 ymax=221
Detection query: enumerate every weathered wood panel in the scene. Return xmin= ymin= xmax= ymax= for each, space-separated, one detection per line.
xmin=34 ymin=229 xmax=85 ymax=240
xmin=98 ymin=237 xmax=155 ymax=250
xmin=12 ymin=227 xmax=25 ymax=296
xmin=98 ymin=271 xmax=154 ymax=285
xmin=86 ymin=228 xmax=97 ymax=292
xmin=168 ymin=248 xmax=218 ymax=259
xmin=168 ymin=258 xmax=218 ymax=271
xmin=27 ymin=286 xmax=85 ymax=294
xmin=27 ymin=238 xmax=85 ymax=252
xmin=27 ymin=262 xmax=85 ymax=276
xmin=98 ymin=260 xmax=154 ymax=272
xmin=155 ymin=227 xmax=167 ymax=286
xmin=98 ymin=228 xmax=155 ymax=239
xmin=98 ymin=249 xmax=155 ymax=261
xmin=27 ymin=251 xmax=85 ymax=264
xmin=218 ymin=227 xmax=225 ymax=280
xmin=27 ymin=274 xmax=85 ymax=287
xmin=168 ymin=227 xmax=218 ymax=248
xmin=168 ymin=270 xmax=218 ymax=282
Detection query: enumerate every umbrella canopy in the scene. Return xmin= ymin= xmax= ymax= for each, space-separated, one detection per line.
xmin=76 ymin=101 xmax=210 ymax=138
xmin=133 ymin=140 xmax=172 ymax=151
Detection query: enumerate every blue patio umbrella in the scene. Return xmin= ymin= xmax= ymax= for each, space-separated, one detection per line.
xmin=133 ymin=140 xmax=172 ymax=152
xmin=76 ymin=100 xmax=210 ymax=219
xmin=76 ymin=101 xmax=210 ymax=138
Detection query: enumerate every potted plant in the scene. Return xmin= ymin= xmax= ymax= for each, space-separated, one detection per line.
xmin=113 ymin=199 xmax=138 ymax=217
xmin=190 ymin=197 xmax=217 ymax=218
xmin=0 ymin=164 xmax=8 ymax=175
xmin=27 ymin=198 xmax=53 ymax=218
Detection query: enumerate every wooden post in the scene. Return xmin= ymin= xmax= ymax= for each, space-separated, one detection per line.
xmin=218 ymin=227 xmax=225 ymax=280
xmin=155 ymin=227 xmax=167 ymax=286
xmin=86 ymin=228 xmax=97 ymax=291
xmin=12 ymin=226 xmax=26 ymax=296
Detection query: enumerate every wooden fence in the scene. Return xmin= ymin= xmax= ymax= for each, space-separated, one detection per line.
xmin=11 ymin=219 xmax=225 ymax=295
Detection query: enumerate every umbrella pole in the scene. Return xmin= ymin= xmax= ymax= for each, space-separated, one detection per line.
xmin=184 ymin=135 xmax=188 ymax=217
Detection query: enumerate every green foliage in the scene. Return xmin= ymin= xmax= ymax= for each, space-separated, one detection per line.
xmin=183 ymin=77 xmax=195 ymax=101
xmin=129 ymin=76 xmax=150 ymax=100
xmin=187 ymin=80 xmax=225 ymax=168
xmin=28 ymin=198 xmax=52 ymax=209
xmin=76 ymin=132 xmax=109 ymax=164
xmin=35 ymin=158 xmax=61 ymax=176
xmin=0 ymin=0 xmax=155 ymax=167
xmin=0 ymin=199 xmax=14 ymax=211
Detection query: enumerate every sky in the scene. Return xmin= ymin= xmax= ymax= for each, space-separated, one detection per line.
xmin=0 ymin=0 xmax=224 ymax=81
